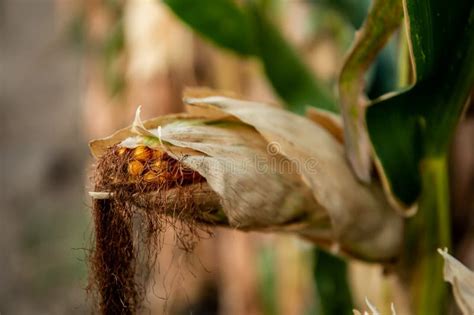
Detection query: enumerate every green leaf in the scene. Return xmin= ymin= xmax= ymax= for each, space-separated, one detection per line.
xmin=405 ymin=0 xmax=472 ymax=82
xmin=338 ymin=0 xmax=403 ymax=182
xmin=163 ymin=0 xmax=255 ymax=56
xmin=164 ymin=0 xmax=337 ymax=113
xmin=366 ymin=1 xmax=474 ymax=209
xmin=365 ymin=4 xmax=472 ymax=314
xmin=248 ymin=7 xmax=337 ymax=113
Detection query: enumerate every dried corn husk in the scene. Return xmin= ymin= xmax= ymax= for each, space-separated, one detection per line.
xmin=90 ymin=89 xmax=403 ymax=261
xmin=438 ymin=248 xmax=474 ymax=315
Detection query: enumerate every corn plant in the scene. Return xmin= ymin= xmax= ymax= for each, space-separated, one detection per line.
xmin=87 ymin=0 xmax=473 ymax=314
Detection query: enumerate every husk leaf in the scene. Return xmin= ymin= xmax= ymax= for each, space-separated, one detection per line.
xmin=183 ymin=94 xmax=403 ymax=260
xmin=438 ymin=248 xmax=474 ymax=315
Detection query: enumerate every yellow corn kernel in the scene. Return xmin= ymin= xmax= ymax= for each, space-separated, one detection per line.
xmin=143 ymin=171 xmax=166 ymax=183
xmin=143 ymin=171 xmax=157 ymax=182
xmin=133 ymin=146 xmax=152 ymax=161
xmin=150 ymin=160 xmax=167 ymax=172
xmin=128 ymin=160 xmax=144 ymax=176
xmin=152 ymin=149 xmax=164 ymax=159
xmin=117 ymin=147 xmax=128 ymax=156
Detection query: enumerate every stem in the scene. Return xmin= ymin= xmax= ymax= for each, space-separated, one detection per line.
xmin=405 ymin=155 xmax=451 ymax=315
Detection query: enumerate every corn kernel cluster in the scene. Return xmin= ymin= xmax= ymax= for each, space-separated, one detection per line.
xmin=116 ymin=145 xmax=201 ymax=185
xmin=118 ymin=145 xmax=169 ymax=184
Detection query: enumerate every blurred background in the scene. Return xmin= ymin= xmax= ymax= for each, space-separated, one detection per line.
xmin=1 ymin=0 xmax=472 ymax=314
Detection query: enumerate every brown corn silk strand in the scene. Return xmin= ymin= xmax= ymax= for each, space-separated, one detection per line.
xmin=88 ymin=145 xmax=211 ymax=314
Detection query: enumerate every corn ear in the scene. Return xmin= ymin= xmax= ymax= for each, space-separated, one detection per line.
xmin=89 ymin=89 xmax=403 ymax=261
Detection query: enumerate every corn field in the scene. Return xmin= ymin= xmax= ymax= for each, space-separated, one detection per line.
xmin=1 ymin=0 xmax=473 ymax=314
